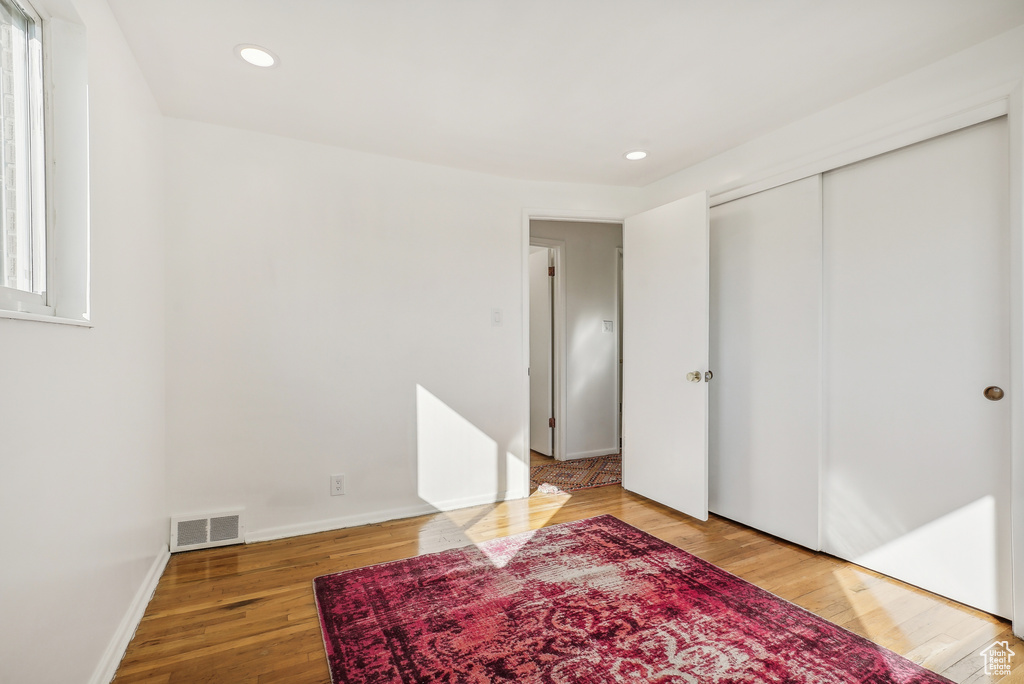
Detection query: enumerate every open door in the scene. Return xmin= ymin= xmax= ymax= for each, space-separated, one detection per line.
xmin=622 ymin=191 xmax=710 ymax=521
xmin=529 ymin=247 xmax=553 ymax=456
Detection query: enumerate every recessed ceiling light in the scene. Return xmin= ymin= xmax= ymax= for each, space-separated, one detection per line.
xmin=235 ymin=44 xmax=277 ymax=68
xmin=624 ymin=150 xmax=648 ymax=161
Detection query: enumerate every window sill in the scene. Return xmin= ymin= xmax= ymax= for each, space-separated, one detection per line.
xmin=0 ymin=309 xmax=92 ymax=327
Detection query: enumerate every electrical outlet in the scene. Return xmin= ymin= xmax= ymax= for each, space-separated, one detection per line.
xmin=331 ymin=474 xmax=346 ymax=496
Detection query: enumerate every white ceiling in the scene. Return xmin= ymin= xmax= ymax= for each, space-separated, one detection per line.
xmin=106 ymin=0 xmax=1024 ymax=186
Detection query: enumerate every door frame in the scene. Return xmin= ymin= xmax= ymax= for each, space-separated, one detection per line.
xmin=615 ymin=246 xmax=623 ymax=453
xmin=528 ymin=237 xmax=565 ymax=460
xmin=521 ymin=210 xmax=625 ymax=490
xmin=1011 ymin=82 xmax=1024 ymax=637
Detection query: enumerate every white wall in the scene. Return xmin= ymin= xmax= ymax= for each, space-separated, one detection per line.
xmin=529 ymin=220 xmax=622 ymax=460
xmin=642 ymin=25 xmax=1024 ymax=208
xmin=163 ymin=118 xmax=642 ymax=541
xmin=0 ymin=0 xmax=167 ymax=682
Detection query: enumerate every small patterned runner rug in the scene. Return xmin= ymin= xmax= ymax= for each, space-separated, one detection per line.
xmin=531 ymin=452 xmax=621 ymax=493
xmin=313 ymin=515 xmax=953 ymax=683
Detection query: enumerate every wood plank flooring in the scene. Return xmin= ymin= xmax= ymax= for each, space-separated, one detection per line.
xmin=530 ymin=449 xmax=554 ymax=491
xmin=115 ymin=485 xmax=1023 ymax=683
xmin=530 ymin=449 xmax=553 ymax=467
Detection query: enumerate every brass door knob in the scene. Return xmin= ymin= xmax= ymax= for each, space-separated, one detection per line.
xmin=686 ymin=371 xmax=701 ymax=383
xmin=705 ymin=370 xmax=713 ymax=382
xmin=984 ymin=386 xmax=1004 ymax=401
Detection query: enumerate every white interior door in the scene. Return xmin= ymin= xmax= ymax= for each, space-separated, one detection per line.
xmin=709 ymin=176 xmax=822 ymax=550
xmin=529 ymin=247 xmax=553 ymax=455
xmin=823 ymin=118 xmax=1011 ymax=617
xmin=622 ymin=191 xmax=710 ymax=521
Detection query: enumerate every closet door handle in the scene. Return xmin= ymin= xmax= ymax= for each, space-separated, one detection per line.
xmin=984 ymin=386 xmax=1004 ymax=401
xmin=686 ymin=371 xmax=701 ymax=383
xmin=704 ymin=370 xmax=713 ymax=382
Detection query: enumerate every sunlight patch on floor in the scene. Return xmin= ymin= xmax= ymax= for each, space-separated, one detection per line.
xmin=463 ymin=492 xmax=573 ymax=543
xmin=412 ymin=489 xmax=573 ymax=566
xmin=477 ymin=528 xmax=538 ymax=568
xmin=831 ymin=565 xmax=906 ymax=650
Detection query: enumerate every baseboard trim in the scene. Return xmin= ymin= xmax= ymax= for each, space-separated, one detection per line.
xmin=426 ymin=491 xmax=522 ymax=512
xmin=89 ymin=544 xmax=170 ymax=684
xmin=562 ymin=448 xmax=620 ymax=461
xmin=246 ymin=491 xmax=528 ymax=544
xmin=246 ymin=503 xmax=438 ymax=543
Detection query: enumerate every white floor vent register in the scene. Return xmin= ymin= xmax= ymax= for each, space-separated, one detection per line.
xmin=170 ymin=509 xmax=245 ymax=552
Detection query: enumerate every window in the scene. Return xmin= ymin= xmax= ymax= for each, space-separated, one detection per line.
xmin=0 ymin=0 xmax=45 ymax=314
xmin=0 ymin=0 xmax=87 ymax=325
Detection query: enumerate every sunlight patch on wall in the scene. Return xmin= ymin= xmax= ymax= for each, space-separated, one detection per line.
xmin=506 ymin=450 xmax=529 ymax=499
xmin=414 ymin=384 xmax=569 ymax=566
xmin=828 ymin=477 xmax=1005 ymax=617
xmin=824 ymin=473 xmax=909 ymax=560
xmin=416 ymin=384 xmax=499 ymax=510
xmin=853 ymin=495 xmax=999 ymax=615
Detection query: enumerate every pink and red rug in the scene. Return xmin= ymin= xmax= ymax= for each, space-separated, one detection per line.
xmin=531 ymin=453 xmax=621 ymax=493
xmin=313 ymin=515 xmax=952 ymax=683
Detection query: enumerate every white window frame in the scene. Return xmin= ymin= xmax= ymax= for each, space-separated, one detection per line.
xmin=0 ymin=0 xmax=48 ymax=315
xmin=0 ymin=0 xmax=90 ymax=326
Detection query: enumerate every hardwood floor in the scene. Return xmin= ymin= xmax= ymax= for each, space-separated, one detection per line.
xmin=530 ymin=448 xmax=554 ymax=467
xmin=115 ymin=485 xmax=1022 ymax=683
xmin=529 ymin=449 xmax=554 ymax=491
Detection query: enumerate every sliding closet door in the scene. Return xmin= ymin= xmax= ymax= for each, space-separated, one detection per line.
xmin=709 ymin=176 xmax=821 ymax=550
xmin=823 ymin=118 xmax=1011 ymax=617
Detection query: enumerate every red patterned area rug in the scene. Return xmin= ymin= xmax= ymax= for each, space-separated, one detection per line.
xmin=313 ymin=515 xmax=952 ymax=684
xmin=531 ymin=453 xmax=621 ymax=493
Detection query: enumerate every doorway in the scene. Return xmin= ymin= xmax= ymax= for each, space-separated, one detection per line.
xmin=527 ymin=220 xmax=623 ymax=468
